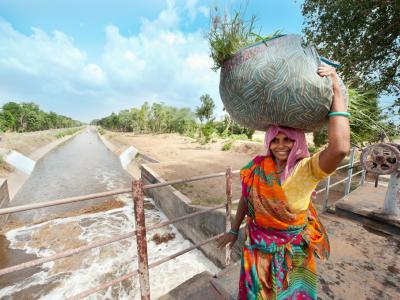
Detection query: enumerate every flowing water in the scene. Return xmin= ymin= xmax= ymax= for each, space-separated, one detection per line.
xmin=0 ymin=128 xmax=219 ymax=299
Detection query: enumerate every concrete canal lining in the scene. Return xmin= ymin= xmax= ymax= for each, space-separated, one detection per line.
xmin=0 ymin=128 xmax=85 ymax=225
xmin=141 ymin=163 xmax=244 ymax=268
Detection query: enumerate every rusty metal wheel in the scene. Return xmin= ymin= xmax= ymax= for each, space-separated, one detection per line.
xmin=361 ymin=143 xmax=400 ymax=175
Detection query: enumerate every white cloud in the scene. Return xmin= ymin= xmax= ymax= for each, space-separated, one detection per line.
xmin=184 ymin=0 xmax=209 ymax=20
xmin=0 ymin=2 xmax=222 ymax=122
xmin=81 ymin=64 xmax=106 ymax=86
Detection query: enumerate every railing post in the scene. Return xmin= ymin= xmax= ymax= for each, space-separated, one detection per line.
xmin=344 ymin=147 xmax=355 ymax=195
xmin=360 ymin=169 xmax=366 ymax=186
xmin=225 ymin=167 xmax=233 ymax=266
xmin=132 ymin=179 xmax=150 ymax=300
xmin=323 ymin=176 xmax=331 ymax=211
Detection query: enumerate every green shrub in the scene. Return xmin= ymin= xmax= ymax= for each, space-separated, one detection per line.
xmin=208 ymin=7 xmax=284 ymax=71
xmin=222 ymin=140 xmax=233 ymax=151
xmin=313 ymin=128 xmax=328 ymax=147
xmin=201 ymin=121 xmax=215 ymax=143
xmin=97 ymin=127 xmax=105 ymax=135
xmin=308 ymin=145 xmax=318 ymax=155
xmin=54 ymin=127 xmax=82 ymax=139
xmin=231 ymin=134 xmax=249 ymax=141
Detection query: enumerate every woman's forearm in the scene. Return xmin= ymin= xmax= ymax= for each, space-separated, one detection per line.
xmin=231 ymin=196 xmax=246 ymax=231
xmin=328 ymin=78 xmax=350 ymax=154
xmin=318 ymin=70 xmax=351 ymax=174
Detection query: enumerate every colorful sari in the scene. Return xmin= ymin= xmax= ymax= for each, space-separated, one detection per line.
xmin=238 ymin=155 xmax=330 ymax=300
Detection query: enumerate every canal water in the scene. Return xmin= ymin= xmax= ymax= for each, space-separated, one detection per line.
xmin=0 ymin=128 xmax=219 ymax=299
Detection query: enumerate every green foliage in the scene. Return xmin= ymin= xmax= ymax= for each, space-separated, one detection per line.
xmin=195 ymin=94 xmax=215 ymax=123
xmin=54 ymin=127 xmax=82 ymax=139
xmin=313 ymin=127 xmax=328 ymax=148
xmin=313 ymin=88 xmax=397 ymax=147
xmin=208 ymin=7 xmax=284 ymax=71
xmin=200 ymin=121 xmax=215 ymax=143
xmin=231 ymin=134 xmax=249 ymax=141
xmin=301 ymin=1 xmax=400 ymax=109
xmin=96 ymin=102 xmax=198 ymax=136
xmin=0 ymin=102 xmax=82 ymax=132
xmin=95 ymin=98 xmax=255 ymax=144
xmin=308 ymin=145 xmax=318 ymax=155
xmin=214 ymin=115 xmax=255 ymax=139
xmin=97 ymin=127 xmax=105 ymax=135
xmin=221 ymin=140 xmax=233 ymax=151
xmin=348 ymin=88 xmax=397 ymax=145
xmin=230 ymin=121 xmax=255 ymax=139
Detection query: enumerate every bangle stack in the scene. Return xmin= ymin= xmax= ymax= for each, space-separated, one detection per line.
xmin=328 ymin=111 xmax=351 ymax=118
xmin=228 ymin=229 xmax=239 ymax=236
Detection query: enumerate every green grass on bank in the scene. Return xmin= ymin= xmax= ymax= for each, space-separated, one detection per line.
xmin=97 ymin=127 xmax=105 ymax=135
xmin=54 ymin=127 xmax=84 ymax=139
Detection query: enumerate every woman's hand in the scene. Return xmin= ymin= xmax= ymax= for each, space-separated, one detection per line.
xmin=217 ymin=232 xmax=238 ymax=249
xmin=317 ymin=65 xmax=340 ymax=89
xmin=317 ymin=65 xmax=337 ymax=79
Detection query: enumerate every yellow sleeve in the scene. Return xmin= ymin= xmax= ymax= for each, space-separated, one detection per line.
xmin=309 ymin=151 xmax=333 ymax=181
xmin=282 ymin=152 xmax=332 ymax=212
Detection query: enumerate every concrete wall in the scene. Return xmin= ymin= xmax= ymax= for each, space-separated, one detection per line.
xmin=0 ymin=179 xmax=10 ymax=227
xmin=141 ymin=164 xmax=244 ymax=268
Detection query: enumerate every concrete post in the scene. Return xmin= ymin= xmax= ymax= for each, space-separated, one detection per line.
xmin=383 ymin=172 xmax=400 ymax=216
xmin=323 ymin=176 xmax=331 ymax=211
xmin=344 ymin=147 xmax=356 ymax=195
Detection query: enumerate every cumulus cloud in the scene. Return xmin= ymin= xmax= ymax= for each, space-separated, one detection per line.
xmin=0 ymin=1 xmax=221 ymax=122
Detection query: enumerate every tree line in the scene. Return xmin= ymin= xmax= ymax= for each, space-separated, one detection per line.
xmin=92 ymin=94 xmax=255 ymax=142
xmin=94 ymin=89 xmax=397 ymax=147
xmin=0 ymin=102 xmax=83 ymax=133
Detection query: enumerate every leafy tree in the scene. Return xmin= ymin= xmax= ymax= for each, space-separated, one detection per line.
xmin=313 ymin=88 xmax=398 ymax=147
xmin=195 ymin=94 xmax=215 ymax=124
xmin=0 ymin=102 xmax=82 ymax=132
xmin=301 ymin=1 xmax=400 ymax=112
xmin=138 ymin=102 xmax=150 ymax=132
xmin=97 ymin=102 xmax=198 ymax=136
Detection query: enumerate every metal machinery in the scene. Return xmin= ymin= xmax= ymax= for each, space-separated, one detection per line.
xmin=361 ymin=143 xmax=400 ymax=216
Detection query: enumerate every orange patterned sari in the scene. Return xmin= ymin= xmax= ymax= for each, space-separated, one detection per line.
xmin=239 ymin=155 xmax=329 ymax=299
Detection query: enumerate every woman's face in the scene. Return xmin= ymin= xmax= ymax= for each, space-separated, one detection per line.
xmin=269 ymin=132 xmax=294 ymax=162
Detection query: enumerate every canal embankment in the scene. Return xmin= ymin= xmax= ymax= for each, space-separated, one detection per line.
xmin=0 ymin=126 xmax=85 ymax=225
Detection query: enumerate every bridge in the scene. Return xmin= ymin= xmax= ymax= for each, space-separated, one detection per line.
xmin=0 ymin=145 xmax=399 ymax=299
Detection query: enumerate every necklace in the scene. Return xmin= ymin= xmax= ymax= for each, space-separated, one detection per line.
xmin=274 ymin=159 xmax=286 ymax=173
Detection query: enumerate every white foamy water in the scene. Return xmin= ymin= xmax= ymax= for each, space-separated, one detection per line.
xmin=0 ymin=194 xmax=220 ymax=299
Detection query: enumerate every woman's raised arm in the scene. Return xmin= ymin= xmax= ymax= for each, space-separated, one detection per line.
xmin=317 ymin=65 xmax=351 ymax=174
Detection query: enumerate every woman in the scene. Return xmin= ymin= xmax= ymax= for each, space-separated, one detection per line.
xmin=217 ymin=65 xmax=350 ymax=299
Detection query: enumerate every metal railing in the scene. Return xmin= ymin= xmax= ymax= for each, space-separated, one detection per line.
xmin=0 ymin=168 xmax=240 ymax=299
xmin=0 ymin=147 xmax=365 ymax=299
xmin=315 ymin=147 xmax=366 ymax=211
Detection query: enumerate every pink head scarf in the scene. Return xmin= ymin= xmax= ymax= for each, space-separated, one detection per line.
xmin=264 ymin=125 xmax=310 ymax=183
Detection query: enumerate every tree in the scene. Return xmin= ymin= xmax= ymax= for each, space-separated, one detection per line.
xmin=138 ymin=102 xmax=150 ymax=132
xmin=195 ymin=94 xmax=215 ymax=124
xmin=1 ymin=102 xmax=81 ymax=132
xmin=313 ymin=88 xmax=397 ymax=147
xmin=301 ymin=1 xmax=400 ymax=111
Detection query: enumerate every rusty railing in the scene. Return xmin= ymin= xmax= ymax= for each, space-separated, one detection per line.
xmin=0 ymin=169 xmax=240 ymax=299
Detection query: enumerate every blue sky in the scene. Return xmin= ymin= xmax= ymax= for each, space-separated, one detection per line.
xmin=0 ymin=0 xmax=396 ymax=123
